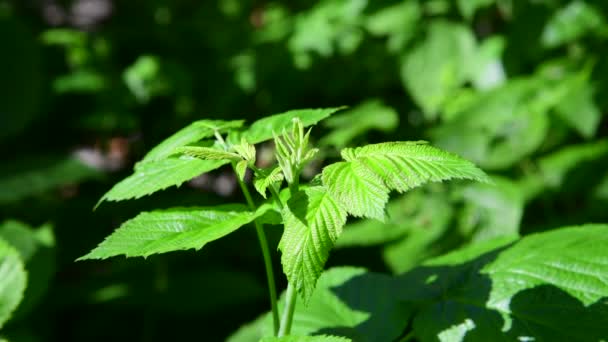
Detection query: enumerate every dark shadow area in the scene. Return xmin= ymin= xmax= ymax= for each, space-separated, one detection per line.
xmin=324 ymin=244 xmax=608 ymax=341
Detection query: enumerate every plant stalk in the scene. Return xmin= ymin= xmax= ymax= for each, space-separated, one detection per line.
xmin=278 ymin=283 xmax=297 ymax=337
xmin=234 ymin=167 xmax=280 ymax=336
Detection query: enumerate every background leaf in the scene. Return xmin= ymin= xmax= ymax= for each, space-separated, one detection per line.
xmin=0 ymin=238 xmax=27 ymax=329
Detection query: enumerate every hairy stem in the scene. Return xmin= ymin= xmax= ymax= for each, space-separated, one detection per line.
xmin=234 ymin=167 xmax=280 ymax=336
xmin=278 ymin=283 xmax=297 ymax=337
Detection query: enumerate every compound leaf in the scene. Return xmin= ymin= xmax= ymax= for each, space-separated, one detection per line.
xmin=80 ymin=204 xmax=262 ymax=259
xmin=323 ymin=142 xmax=488 ymax=220
xmin=0 ymin=237 xmax=27 ymax=329
xmin=279 ymin=187 xmax=347 ymax=302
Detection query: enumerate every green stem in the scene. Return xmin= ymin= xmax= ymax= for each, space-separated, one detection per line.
xmin=278 ymin=283 xmax=297 ymax=337
xmin=234 ymin=167 xmax=280 ymax=336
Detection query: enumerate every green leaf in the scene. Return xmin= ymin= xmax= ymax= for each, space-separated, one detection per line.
xmin=241 ymin=107 xmax=345 ymax=145
xmin=553 ymin=69 xmax=600 ymax=138
xmin=254 ymin=167 xmax=284 ymax=199
xmin=457 ymin=0 xmax=494 ymax=20
xmin=279 ymin=187 xmax=347 ymax=302
xmin=483 ymin=224 xmax=608 ymax=307
xmin=228 ymin=267 xmax=409 ymax=342
xmin=365 ymin=2 xmax=420 ymax=52
xmin=261 ymin=335 xmax=351 ymax=342
xmin=142 ymin=120 xmax=243 ymax=162
xmin=80 ymin=204 xmax=263 ymax=259
xmin=0 ymin=237 xmax=27 ymax=329
xmin=541 ymin=1 xmax=606 ymax=48
xmin=320 ymin=100 xmax=399 ymax=148
xmin=97 ymin=158 xmax=228 ymax=206
xmin=457 ymin=176 xmax=523 ymax=242
xmin=175 ymin=146 xmax=241 ymax=161
xmin=382 ymin=189 xmax=455 ymax=273
xmin=343 ymin=142 xmax=490 ymax=192
xmin=322 ymin=161 xmax=389 ymax=221
xmin=395 ymin=225 xmax=608 ymax=341
xmin=0 ymin=156 xmax=99 ymax=204
xmin=0 ymin=221 xmax=55 ymax=318
xmin=401 ymin=21 xmax=477 ymax=118
xmin=235 ymin=160 xmax=248 ymax=181
xmin=538 ymin=139 xmax=608 ymax=188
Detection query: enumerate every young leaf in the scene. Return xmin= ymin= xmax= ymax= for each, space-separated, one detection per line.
xmin=0 ymin=238 xmax=27 ymax=329
xmin=254 ymin=167 xmax=284 ymax=199
xmin=240 ymin=107 xmax=345 ymax=145
xmin=175 ymin=146 xmax=241 ymax=161
xmin=142 ymin=120 xmax=243 ymax=162
xmin=342 ymin=142 xmax=490 ymax=192
xmin=322 ymin=142 xmax=489 ymax=220
xmin=235 ymin=160 xmax=248 ymax=181
xmin=80 ymin=204 xmax=266 ymax=259
xmin=97 ymin=158 xmax=228 ymax=206
xmin=279 ymin=187 xmax=347 ymax=302
xmin=322 ymin=161 xmax=389 ymax=221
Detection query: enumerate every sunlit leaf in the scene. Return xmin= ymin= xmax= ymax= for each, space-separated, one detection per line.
xmin=0 ymin=238 xmax=27 ymax=329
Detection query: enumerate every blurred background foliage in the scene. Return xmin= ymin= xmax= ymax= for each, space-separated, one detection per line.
xmin=0 ymin=0 xmax=607 ymax=341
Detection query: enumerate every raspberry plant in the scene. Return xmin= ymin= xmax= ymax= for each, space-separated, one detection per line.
xmin=81 ymin=108 xmax=490 ymax=338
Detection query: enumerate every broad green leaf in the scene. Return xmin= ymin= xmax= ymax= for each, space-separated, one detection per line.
xmin=471 ymin=36 xmax=506 ymax=90
xmin=320 ymin=100 xmax=399 ymax=148
xmin=142 ymin=120 xmax=243 ymax=162
xmin=365 ymin=1 xmax=420 ymax=52
xmin=0 ymin=156 xmax=99 ymax=204
xmin=457 ymin=0 xmax=494 ymax=20
xmin=279 ymin=187 xmax=347 ymax=301
xmin=538 ymin=139 xmax=608 ymax=188
xmin=342 ymin=142 xmax=490 ymax=192
xmin=0 ymin=221 xmax=55 ymax=318
xmin=287 ymin=1 xmax=366 ymax=67
xmin=0 ymin=238 xmax=27 ymax=329
xmin=261 ymin=336 xmax=351 ymax=342
xmin=395 ymin=225 xmax=608 ymax=341
xmin=322 ymin=161 xmax=388 ymax=221
xmin=382 ymin=189 xmax=455 ymax=273
xmin=401 ymin=21 xmax=477 ymax=118
xmin=174 ymin=146 xmax=241 ymax=161
xmin=457 ymin=177 xmax=523 ymax=242
xmin=80 ymin=204 xmax=263 ymax=259
xmin=431 ymin=78 xmax=551 ymax=170
xmin=541 ymin=1 xmax=606 ymax=48
xmin=483 ymin=224 xmax=608 ymax=307
xmin=241 ymin=107 xmax=345 ymax=145
xmin=553 ymin=70 xmax=600 ymax=138
xmin=228 ymin=267 xmax=410 ymax=342
xmin=254 ymin=167 xmax=284 ymax=199
xmin=97 ymin=158 xmax=228 ymax=206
